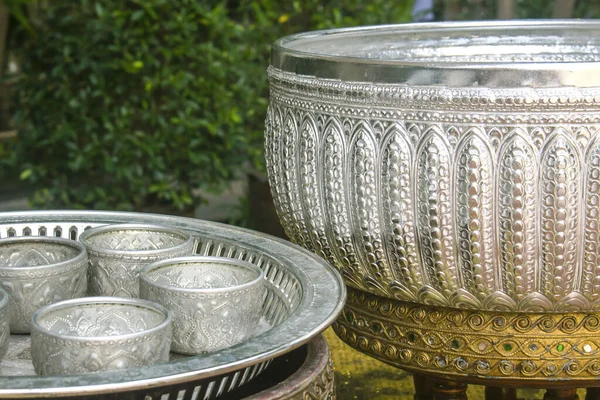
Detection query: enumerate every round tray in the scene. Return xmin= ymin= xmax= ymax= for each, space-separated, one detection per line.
xmin=0 ymin=210 xmax=345 ymax=398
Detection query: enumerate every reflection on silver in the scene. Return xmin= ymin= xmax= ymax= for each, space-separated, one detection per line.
xmin=31 ymin=297 xmax=172 ymax=376
xmin=267 ymin=20 xmax=600 ymax=312
xmin=0 ymin=237 xmax=87 ymax=333
xmin=79 ymin=224 xmax=195 ymax=298
xmin=140 ymin=257 xmax=264 ymax=354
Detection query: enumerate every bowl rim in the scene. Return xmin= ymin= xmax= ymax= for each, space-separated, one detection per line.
xmin=139 ymin=256 xmax=265 ymax=294
xmin=31 ymin=296 xmax=172 ymax=342
xmin=78 ymin=223 xmax=194 ymax=257
xmin=271 ymin=19 xmax=600 ymax=87
xmin=0 ymin=236 xmax=87 ymax=272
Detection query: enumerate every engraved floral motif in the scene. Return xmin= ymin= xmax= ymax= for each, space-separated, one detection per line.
xmin=496 ymin=131 xmax=538 ymax=303
xmin=85 ymin=232 xmax=184 ymax=252
xmin=350 ymin=121 xmax=390 ymax=295
xmin=81 ymin=226 xmax=195 ymax=298
xmin=299 ymin=113 xmax=336 ymax=268
xmin=266 ymin=67 xmax=600 ymax=311
xmin=0 ymin=238 xmax=87 ymax=333
xmin=380 ymin=123 xmax=421 ymax=300
xmin=139 ymin=259 xmax=265 ymax=354
xmin=454 ymin=129 xmax=495 ymax=301
xmin=2 ymin=271 xmax=87 ymax=334
xmin=335 ymin=287 xmax=600 ymax=381
xmin=583 ymin=134 xmax=600 ymax=305
xmin=414 ymin=129 xmax=458 ymax=300
xmin=539 ymin=131 xmax=582 ymax=304
xmin=87 ymin=247 xmax=191 ymax=298
xmin=31 ymin=300 xmax=171 ymax=376
xmin=281 ymin=111 xmax=312 ymax=249
xmin=141 ymin=284 xmax=263 ymax=354
xmin=321 ymin=119 xmax=366 ymax=290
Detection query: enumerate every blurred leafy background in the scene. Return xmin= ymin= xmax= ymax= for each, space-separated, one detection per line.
xmin=0 ymin=0 xmax=415 ymax=215
xmin=0 ymin=0 xmax=599 ymax=221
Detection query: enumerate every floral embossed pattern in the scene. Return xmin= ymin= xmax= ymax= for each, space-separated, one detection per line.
xmin=0 ymin=245 xmax=78 ymax=268
xmin=80 ymin=224 xmax=195 ymax=298
xmin=85 ymin=231 xmax=187 ymax=252
xmin=140 ymin=257 xmax=265 ymax=354
xmin=0 ymin=237 xmax=87 ymax=333
xmin=31 ymin=298 xmax=171 ymax=376
xmin=266 ymin=66 xmax=600 ymax=312
xmin=37 ymin=304 xmax=166 ymax=337
xmin=146 ymin=263 xmax=257 ymax=290
xmin=335 ymin=286 xmax=600 ymax=381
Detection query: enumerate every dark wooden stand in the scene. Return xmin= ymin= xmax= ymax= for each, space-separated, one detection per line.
xmin=412 ymin=374 xmax=590 ymax=400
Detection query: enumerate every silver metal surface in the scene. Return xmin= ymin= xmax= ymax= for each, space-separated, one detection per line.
xmin=0 ymin=289 xmax=9 ymax=362
xmin=140 ymin=257 xmax=264 ymax=354
xmin=271 ymin=20 xmax=600 ymax=87
xmin=0 ymin=210 xmax=345 ymax=399
xmin=79 ymin=224 xmax=195 ymax=298
xmin=0 ymin=237 xmax=87 ymax=333
xmin=31 ymin=297 xmax=172 ymax=376
xmin=266 ymin=20 xmax=600 ymax=312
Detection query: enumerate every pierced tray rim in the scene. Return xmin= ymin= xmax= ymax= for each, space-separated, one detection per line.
xmin=0 ymin=210 xmax=346 ymax=397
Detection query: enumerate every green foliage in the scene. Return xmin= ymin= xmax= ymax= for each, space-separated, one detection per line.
xmin=432 ymin=0 xmax=600 ymax=20
xmin=10 ymin=0 xmax=414 ymax=211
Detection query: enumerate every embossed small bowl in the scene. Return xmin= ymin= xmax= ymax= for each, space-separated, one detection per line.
xmin=31 ymin=296 xmax=172 ymax=376
xmin=79 ymin=224 xmax=195 ymax=298
xmin=139 ymin=256 xmax=265 ymax=354
xmin=0 ymin=236 xmax=88 ymax=334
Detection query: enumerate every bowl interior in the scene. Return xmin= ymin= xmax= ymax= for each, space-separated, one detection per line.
xmin=0 ymin=240 xmax=80 ymax=268
xmin=84 ymin=228 xmax=188 ymax=252
xmin=35 ymin=303 xmax=166 ymax=338
xmin=145 ymin=261 xmax=260 ymax=290
xmin=281 ymin=22 xmax=600 ymax=64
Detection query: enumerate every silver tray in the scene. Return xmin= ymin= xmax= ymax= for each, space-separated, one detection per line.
xmin=0 ymin=210 xmax=346 ymax=399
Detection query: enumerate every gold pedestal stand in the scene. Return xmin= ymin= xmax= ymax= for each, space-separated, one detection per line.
xmin=334 ymin=287 xmax=600 ymax=400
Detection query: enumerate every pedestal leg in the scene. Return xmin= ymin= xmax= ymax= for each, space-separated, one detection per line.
xmin=544 ymin=388 xmax=578 ymax=400
xmin=433 ymin=379 xmax=467 ymax=400
xmin=485 ymin=387 xmax=516 ymax=400
xmin=414 ymin=374 xmax=434 ymax=400
xmin=586 ymin=388 xmax=600 ymax=400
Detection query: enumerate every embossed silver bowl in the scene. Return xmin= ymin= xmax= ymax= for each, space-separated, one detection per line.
xmin=266 ymin=20 xmax=600 ymax=312
xmin=0 ymin=237 xmax=87 ymax=333
xmin=140 ymin=256 xmax=265 ymax=354
xmin=79 ymin=224 xmax=195 ymax=298
xmin=31 ymin=296 xmax=172 ymax=376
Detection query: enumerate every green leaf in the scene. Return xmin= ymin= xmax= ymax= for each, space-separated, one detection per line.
xmin=19 ymin=168 xmax=32 ymax=180
xmin=229 ymin=108 xmax=241 ymax=124
xmin=95 ymin=3 xmax=104 ymax=17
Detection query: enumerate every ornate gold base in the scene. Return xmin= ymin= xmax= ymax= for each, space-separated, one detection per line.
xmin=334 ymin=287 xmax=600 ymax=386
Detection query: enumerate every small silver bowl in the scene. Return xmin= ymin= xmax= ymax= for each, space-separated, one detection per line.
xmin=79 ymin=224 xmax=195 ymax=298
xmin=139 ymin=256 xmax=265 ymax=355
xmin=31 ymin=296 xmax=172 ymax=376
xmin=0 ymin=236 xmax=87 ymax=334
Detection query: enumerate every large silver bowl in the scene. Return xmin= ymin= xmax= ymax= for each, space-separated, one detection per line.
xmin=266 ymin=20 xmax=600 ymax=312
